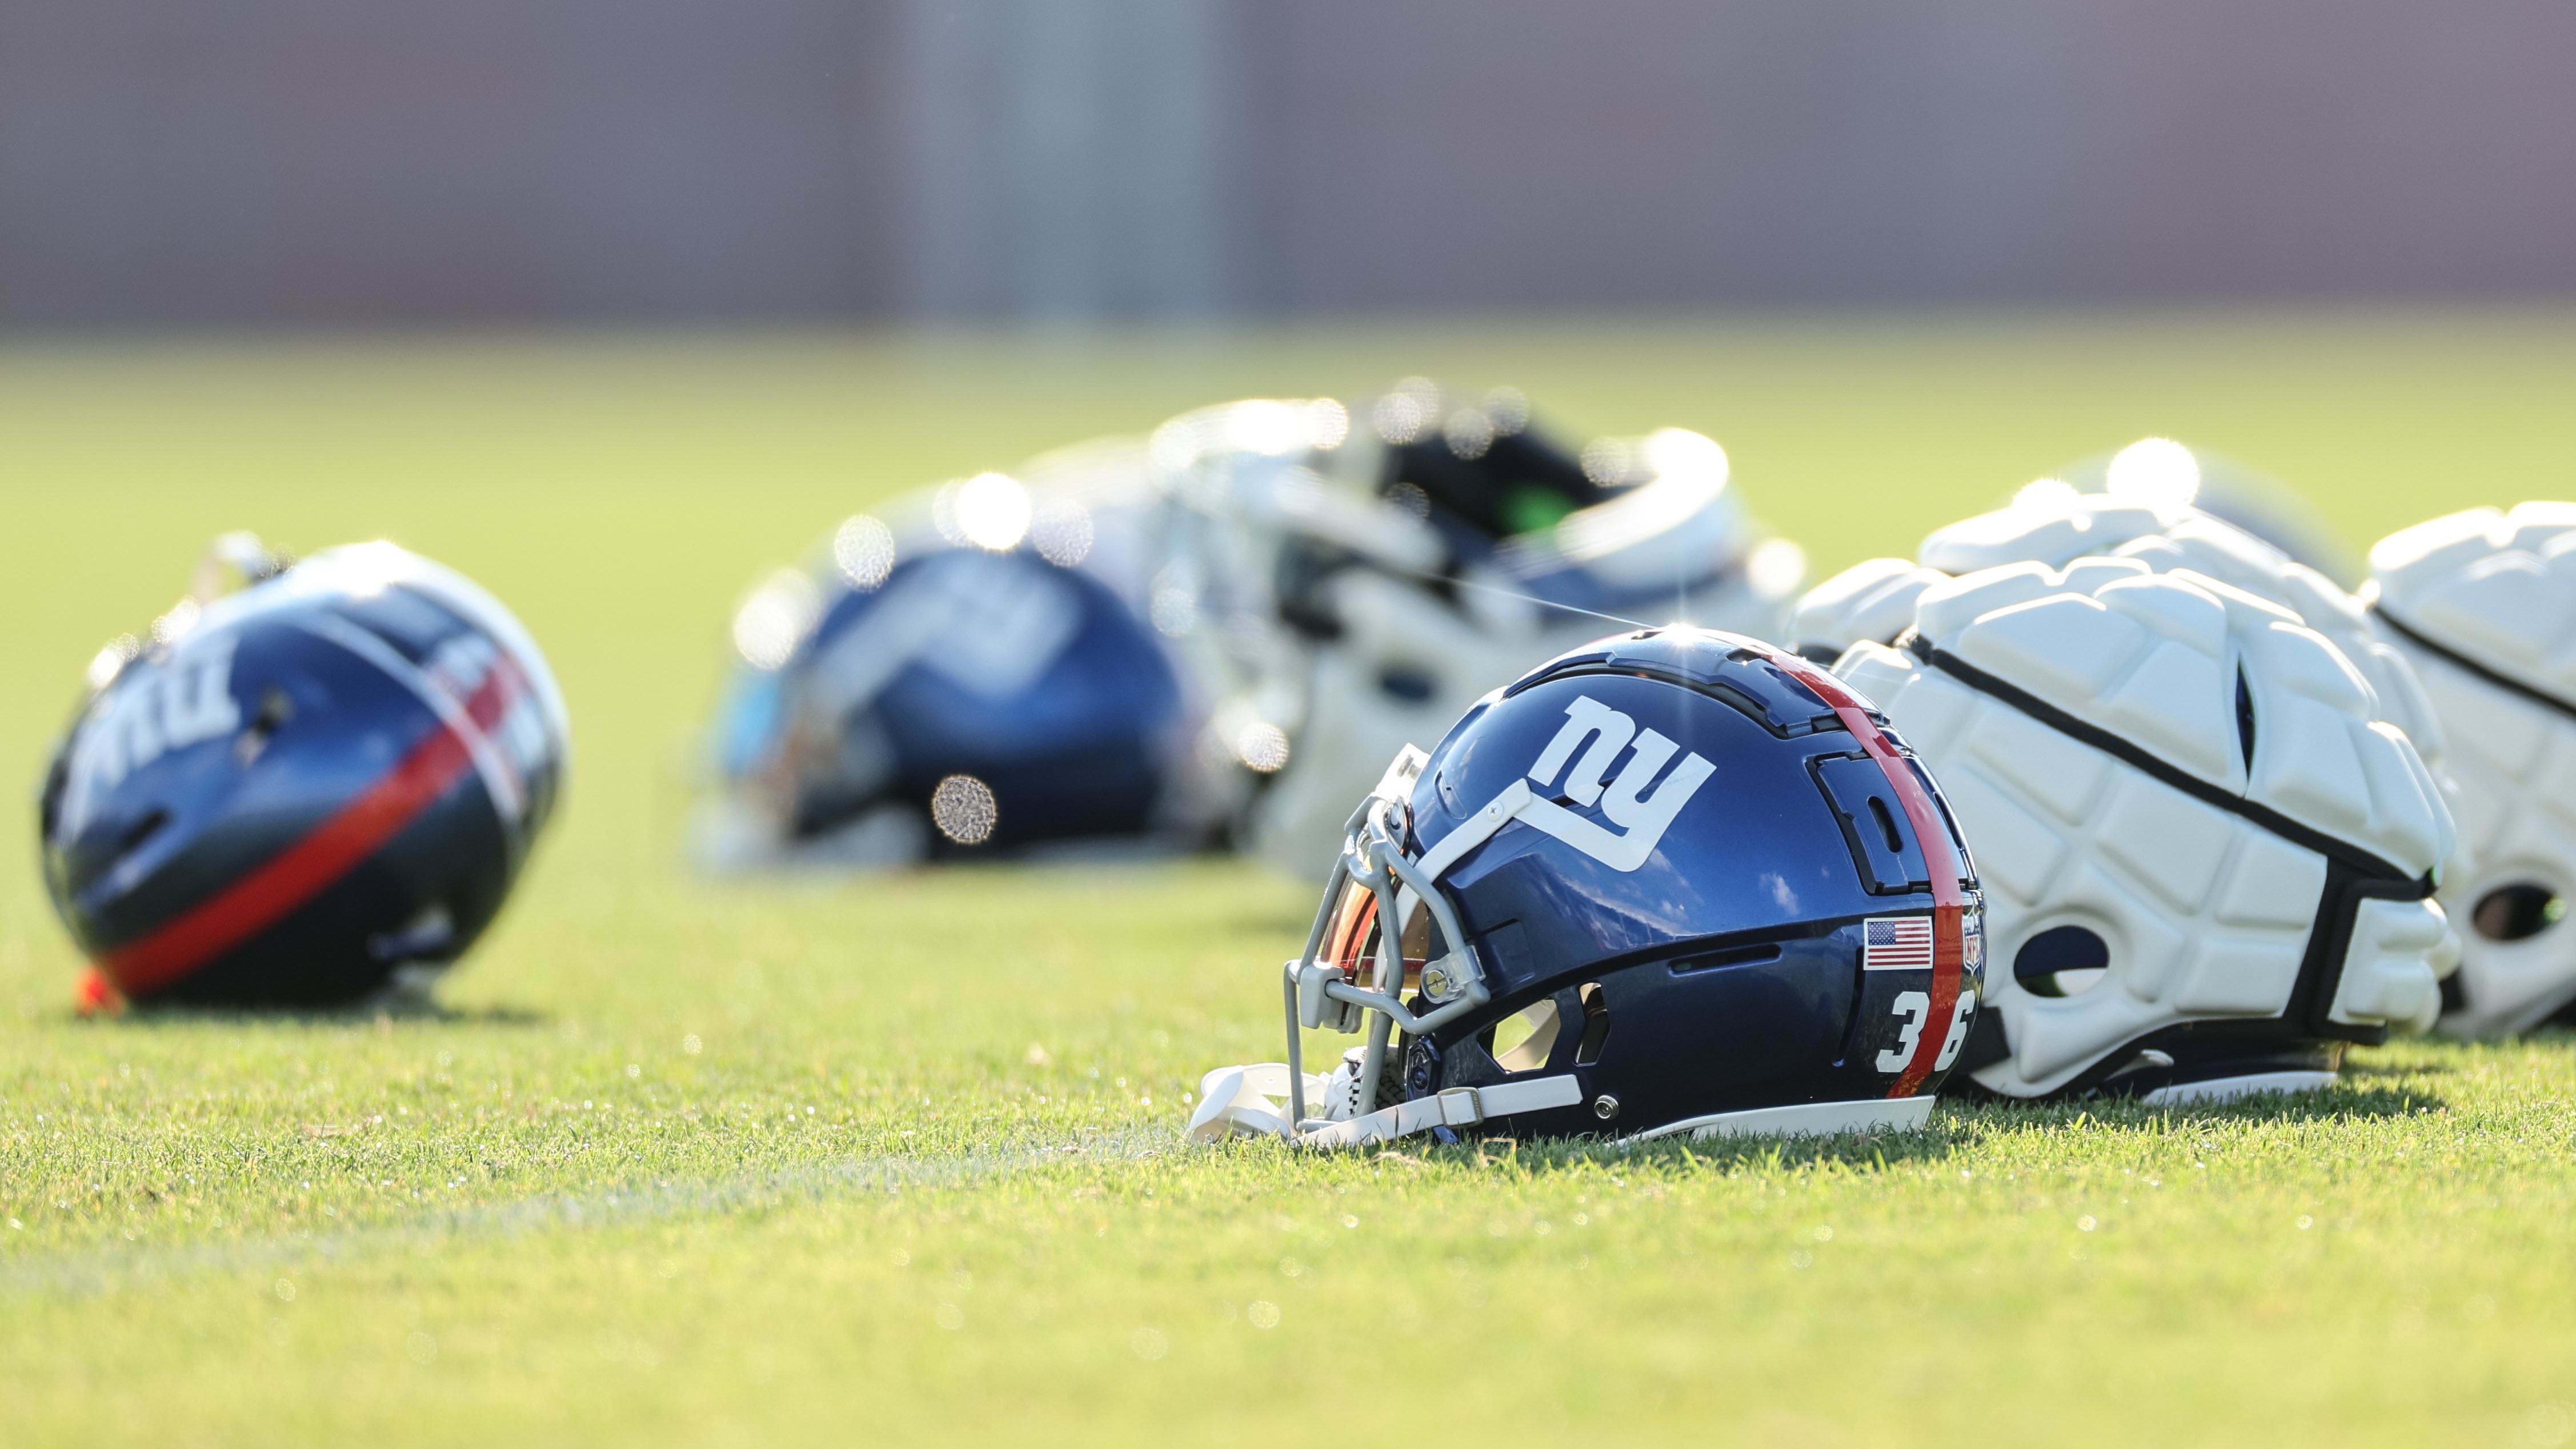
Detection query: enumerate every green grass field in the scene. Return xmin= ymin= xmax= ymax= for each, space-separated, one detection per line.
xmin=5 ymin=313 xmax=2576 ymax=1446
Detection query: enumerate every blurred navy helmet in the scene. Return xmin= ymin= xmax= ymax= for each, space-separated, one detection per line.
xmin=703 ymin=468 xmax=1205 ymax=866
xmin=1191 ymin=626 xmax=1983 ymax=1147
xmin=39 ymin=537 xmax=568 ymax=1008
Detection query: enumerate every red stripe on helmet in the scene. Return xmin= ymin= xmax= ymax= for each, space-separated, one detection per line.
xmin=100 ymin=663 xmax=518 ymax=998
xmin=460 ymin=650 xmax=528 ymax=799
xmin=1748 ymin=643 xmax=1968 ymax=1099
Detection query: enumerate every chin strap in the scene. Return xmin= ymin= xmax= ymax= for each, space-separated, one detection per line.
xmin=1187 ymin=1064 xmax=1315 ymax=1142
xmin=1187 ymin=1062 xmax=1584 ymax=1150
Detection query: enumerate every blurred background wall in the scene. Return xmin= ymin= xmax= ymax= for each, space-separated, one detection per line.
xmin=5 ymin=0 xmax=2572 ymax=325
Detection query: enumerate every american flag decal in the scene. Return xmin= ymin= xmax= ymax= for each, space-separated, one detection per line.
xmin=1862 ymin=915 xmax=1936 ymax=971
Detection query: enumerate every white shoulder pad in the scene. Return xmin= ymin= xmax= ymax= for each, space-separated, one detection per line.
xmin=2367 ymin=503 xmax=2576 ymax=1036
xmin=2109 ymin=511 xmax=2300 ymax=597
xmin=1016 ymin=434 xmax=1153 ymax=502
xmin=2111 ymin=519 xmax=2452 ymax=769
xmin=1921 ymin=562 xmax=2449 ymax=879
xmin=1548 ymin=428 xmax=1749 ymax=587
xmin=2370 ymin=503 xmax=2576 ymax=709
xmin=1496 ymin=429 xmax=1801 ymax=641
xmin=1901 ymin=497 xmax=2459 ymax=836
xmin=1841 ymin=563 xmax=2457 ymax=1096
xmin=1244 ymin=567 xmax=1569 ymax=879
xmin=1792 ymin=557 xmax=1948 ymax=656
xmin=1918 ymin=493 xmax=2177 ymax=574
xmin=1148 ymin=396 xmax=1349 ymax=474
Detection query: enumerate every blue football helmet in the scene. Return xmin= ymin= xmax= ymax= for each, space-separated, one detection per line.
xmin=702 ymin=462 xmax=1209 ymax=866
xmin=1189 ymin=626 xmax=1984 ymax=1147
xmin=39 ymin=537 xmax=568 ymax=1008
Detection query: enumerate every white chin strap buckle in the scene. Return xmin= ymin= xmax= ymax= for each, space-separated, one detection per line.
xmin=1433 ymin=1086 xmax=1488 ymax=1127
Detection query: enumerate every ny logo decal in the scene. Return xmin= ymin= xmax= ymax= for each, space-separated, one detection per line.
xmin=1515 ymin=695 xmax=1716 ymax=871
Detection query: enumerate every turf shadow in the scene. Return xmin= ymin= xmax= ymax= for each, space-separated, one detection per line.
xmin=1401 ymin=1120 xmax=1972 ymax=1178
xmin=1373 ymin=1076 xmax=2450 ymax=1178
xmin=83 ymin=998 xmax=552 ymax=1029
xmin=2337 ymin=1056 xmax=2457 ymax=1079
xmin=1940 ymin=1078 xmax=2449 ymax=1128
xmin=2145 ymin=1080 xmax=2447 ymax=1123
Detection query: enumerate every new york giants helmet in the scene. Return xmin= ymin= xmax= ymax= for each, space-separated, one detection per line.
xmin=1834 ymin=560 xmax=2456 ymax=1102
xmin=1189 ymin=627 xmax=1983 ymax=1148
xmin=702 ymin=459 xmax=1213 ymax=867
xmin=39 ymin=538 xmax=568 ymax=1008
xmin=2366 ymin=504 xmax=2576 ymax=1035
xmin=1153 ymin=381 xmax=1806 ymax=879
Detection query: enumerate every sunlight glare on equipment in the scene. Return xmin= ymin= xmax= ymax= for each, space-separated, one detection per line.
xmin=1031 ymin=497 xmax=1095 ymax=567
xmin=150 ymin=597 xmax=201 ymax=645
xmin=2104 ymin=438 xmax=2202 ymax=509
xmin=1372 ymin=379 xmax=1441 ymax=445
xmin=1149 ymin=561 xmax=1200 ymax=637
xmin=1748 ymin=538 xmax=1808 ymax=599
xmin=2013 ymin=477 xmax=2082 ymax=510
xmin=1579 ymin=436 xmax=1634 ymax=485
xmin=930 ymin=774 xmax=999 ymax=844
xmin=85 ymin=634 xmax=142 ymax=692
xmin=1220 ymin=399 xmax=1309 ymax=457
xmin=1558 ymin=430 xmax=1729 ymax=563
xmin=731 ymin=569 xmax=823 ymax=671
xmin=832 ymin=514 xmax=897 ymax=590
xmin=1641 ymin=426 xmax=1728 ymax=486
xmin=1302 ymin=398 xmax=1350 ymax=449
xmin=1443 ymin=407 xmax=1496 ymax=459
xmin=1234 ymin=719 xmax=1291 ymax=774
xmin=954 ymin=473 xmax=1033 ymax=551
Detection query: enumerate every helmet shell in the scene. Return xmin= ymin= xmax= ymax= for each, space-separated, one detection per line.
xmin=1393 ymin=628 xmax=1984 ymax=1137
xmin=728 ymin=543 xmax=1190 ymax=855
xmin=39 ymin=543 xmax=567 ymax=1006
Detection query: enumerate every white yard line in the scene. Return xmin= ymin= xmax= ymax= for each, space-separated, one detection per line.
xmin=2 ymin=1126 xmax=1174 ymax=1300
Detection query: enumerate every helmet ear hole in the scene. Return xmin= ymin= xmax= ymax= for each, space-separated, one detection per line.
xmin=1485 ymin=999 xmax=1564 ymax=1073
xmin=235 ymin=688 xmax=294 ymax=765
xmin=113 ymin=808 xmax=173 ymax=865
xmin=2471 ymin=883 xmax=2565 ymax=943
xmin=1574 ymin=981 xmax=1612 ymax=1066
xmin=37 ymin=755 xmax=66 ymax=838
xmin=1377 ymin=665 xmax=1438 ymax=703
xmin=1866 ymin=796 xmax=1904 ymax=855
xmin=2015 ymin=924 xmax=2110 ymax=999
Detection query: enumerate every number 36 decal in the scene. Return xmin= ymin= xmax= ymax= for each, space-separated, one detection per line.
xmin=1875 ymin=990 xmax=1973 ymax=1074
